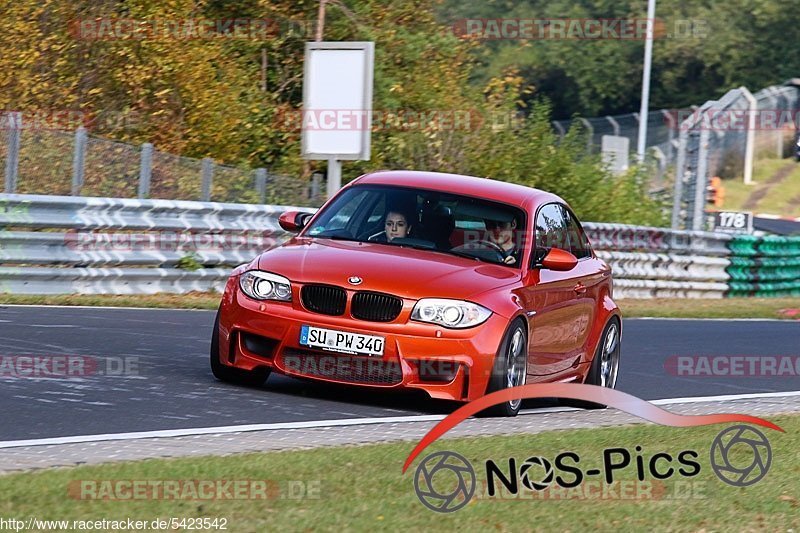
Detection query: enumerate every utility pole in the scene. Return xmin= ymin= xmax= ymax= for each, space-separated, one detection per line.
xmin=316 ymin=0 xmax=327 ymax=42
xmin=636 ymin=0 xmax=657 ymax=162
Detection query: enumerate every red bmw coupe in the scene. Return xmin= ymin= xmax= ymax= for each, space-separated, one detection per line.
xmin=211 ymin=171 xmax=621 ymax=416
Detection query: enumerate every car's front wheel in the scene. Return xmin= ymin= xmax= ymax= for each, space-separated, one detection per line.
xmin=587 ymin=317 xmax=621 ymax=390
xmin=210 ymin=310 xmax=270 ymax=387
xmin=569 ymin=317 xmax=621 ymax=409
xmin=483 ymin=318 xmax=528 ymax=417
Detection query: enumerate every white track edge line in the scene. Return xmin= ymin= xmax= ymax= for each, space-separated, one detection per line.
xmin=1 ymin=390 xmax=799 ymax=450
xmin=1 ymin=306 xmax=797 ymax=322
xmin=0 ymin=304 xmax=214 ymax=312
xmin=628 ymin=317 xmax=797 ymax=322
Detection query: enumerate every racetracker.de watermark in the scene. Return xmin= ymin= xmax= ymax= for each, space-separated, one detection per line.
xmin=664 ymin=355 xmax=800 ymax=377
xmin=68 ymin=18 xmax=316 ymax=41
xmin=274 ymin=109 xmax=524 ymax=132
xmin=664 ymin=109 xmax=800 ymax=131
xmin=67 ymin=479 xmax=321 ymax=500
xmin=477 ymin=479 xmax=708 ymax=500
xmin=452 ymin=18 xmax=708 ymax=40
xmin=0 ymin=355 xmax=139 ymax=378
xmin=63 ymin=230 xmax=281 ymax=252
xmin=1 ymin=109 xmax=141 ymax=132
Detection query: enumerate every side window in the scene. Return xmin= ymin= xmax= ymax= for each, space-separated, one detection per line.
xmin=535 ymin=203 xmax=569 ymax=252
xmin=366 ymin=196 xmax=386 ymax=225
xmin=561 ymin=206 xmax=592 ymax=259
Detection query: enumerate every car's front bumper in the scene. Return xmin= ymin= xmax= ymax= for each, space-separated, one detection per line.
xmin=216 ymin=279 xmax=509 ymax=402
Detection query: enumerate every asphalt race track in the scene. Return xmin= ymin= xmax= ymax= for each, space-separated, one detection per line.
xmin=0 ymin=306 xmax=798 ymax=441
xmin=753 ymin=216 xmax=800 ymax=236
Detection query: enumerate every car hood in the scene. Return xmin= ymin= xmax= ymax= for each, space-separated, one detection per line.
xmin=256 ymin=237 xmax=521 ymax=300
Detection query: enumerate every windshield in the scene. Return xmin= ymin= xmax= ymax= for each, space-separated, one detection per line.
xmin=304 ymin=185 xmax=527 ymax=267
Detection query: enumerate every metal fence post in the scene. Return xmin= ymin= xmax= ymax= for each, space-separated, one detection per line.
xmin=661 ymin=109 xmax=676 ymax=163
xmin=578 ymin=118 xmax=593 ymax=153
xmin=606 ymin=115 xmax=620 ymax=136
xmin=138 ymin=143 xmax=153 ymax=199
xmin=651 ymin=146 xmax=666 ymax=186
xmin=764 ymin=88 xmax=779 ymax=158
xmin=201 ymin=158 xmax=214 ymax=202
xmin=311 ymin=172 xmax=322 ymax=203
xmin=775 ymin=89 xmax=785 ymax=157
xmin=254 ymin=168 xmax=267 ymax=203
xmin=741 ymin=87 xmax=757 ymax=185
xmin=671 ymin=131 xmax=687 ymax=230
xmin=692 ymin=128 xmax=710 ymax=231
xmin=4 ymin=112 xmax=22 ymax=193
xmin=71 ymin=126 xmax=87 ymax=196
xmin=552 ymin=121 xmax=566 ymax=143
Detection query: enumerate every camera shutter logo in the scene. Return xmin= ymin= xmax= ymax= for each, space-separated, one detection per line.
xmin=414 ymin=451 xmax=476 ymax=513
xmin=519 ymin=456 xmax=554 ymax=491
xmin=710 ymin=425 xmax=772 ymax=487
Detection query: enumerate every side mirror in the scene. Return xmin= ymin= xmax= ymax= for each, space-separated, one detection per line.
xmin=538 ymin=248 xmax=578 ymax=271
xmin=278 ymin=211 xmax=312 ymax=232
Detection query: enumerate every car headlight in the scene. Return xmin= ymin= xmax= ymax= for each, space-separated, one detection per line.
xmin=411 ymin=298 xmax=492 ymax=329
xmin=239 ymin=271 xmax=292 ymax=302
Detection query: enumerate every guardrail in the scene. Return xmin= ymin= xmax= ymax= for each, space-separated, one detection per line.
xmin=0 ymin=193 xmax=776 ymax=298
xmin=726 ymin=235 xmax=800 ymax=297
xmin=0 ymin=194 xmax=314 ymax=295
xmin=582 ymin=223 xmax=732 ymax=298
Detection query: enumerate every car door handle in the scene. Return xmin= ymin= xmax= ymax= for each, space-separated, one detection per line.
xmin=573 ymin=283 xmax=587 ymax=294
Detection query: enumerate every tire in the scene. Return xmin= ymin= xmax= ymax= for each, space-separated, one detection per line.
xmin=482 ymin=318 xmax=528 ymax=417
xmin=210 ymin=310 xmax=270 ymax=387
xmin=569 ymin=317 xmax=621 ymax=409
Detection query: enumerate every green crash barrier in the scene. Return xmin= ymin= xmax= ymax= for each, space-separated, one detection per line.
xmin=727 ymin=279 xmax=800 ymax=298
xmin=728 ymin=235 xmax=800 ymax=257
xmin=726 ymin=235 xmax=800 ymax=296
xmin=726 ymin=256 xmax=800 ymax=281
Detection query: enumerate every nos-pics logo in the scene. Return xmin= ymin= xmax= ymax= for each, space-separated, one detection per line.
xmin=413 ymin=424 xmax=772 ymax=513
xmin=403 ymin=385 xmax=783 ymax=513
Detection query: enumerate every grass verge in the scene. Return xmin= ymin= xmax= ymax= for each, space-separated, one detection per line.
xmin=723 ymin=157 xmax=800 ymax=215
xmin=1 ymin=294 xmax=798 ymax=320
xmin=1 ymin=414 xmax=798 ymax=531
xmin=0 ymin=292 xmax=221 ymax=310
xmin=617 ymin=297 xmax=800 ymax=320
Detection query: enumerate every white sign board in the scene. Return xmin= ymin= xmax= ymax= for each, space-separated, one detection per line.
xmin=711 ymin=210 xmax=753 ymax=234
xmin=601 ymin=135 xmax=630 ymax=176
xmin=302 ymin=42 xmax=374 ymax=161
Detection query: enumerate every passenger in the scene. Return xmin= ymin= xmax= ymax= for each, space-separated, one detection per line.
xmin=485 ymin=218 xmax=520 ymax=265
xmin=370 ymin=210 xmax=413 ymax=242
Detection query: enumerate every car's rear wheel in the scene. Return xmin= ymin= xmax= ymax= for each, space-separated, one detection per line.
xmin=210 ymin=310 xmax=270 ymax=387
xmin=483 ymin=318 xmax=528 ymax=417
xmin=571 ymin=317 xmax=621 ymax=409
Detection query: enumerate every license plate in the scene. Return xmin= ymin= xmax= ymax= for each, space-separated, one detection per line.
xmin=299 ymin=325 xmax=385 ymax=356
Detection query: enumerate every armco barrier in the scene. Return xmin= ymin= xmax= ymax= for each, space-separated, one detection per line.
xmin=726 ymin=235 xmax=800 ymax=297
xmin=0 ymin=193 xmax=745 ymax=298
xmin=583 ymin=222 xmax=732 ymax=298
xmin=582 ymin=223 xmax=732 ymax=256
xmin=0 ymin=267 xmax=231 ymax=295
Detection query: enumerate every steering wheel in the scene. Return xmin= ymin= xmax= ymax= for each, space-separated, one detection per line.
xmin=450 ymin=240 xmax=507 ymax=262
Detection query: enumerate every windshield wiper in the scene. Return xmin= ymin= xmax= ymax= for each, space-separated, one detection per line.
xmin=311 ymin=233 xmax=359 ymax=242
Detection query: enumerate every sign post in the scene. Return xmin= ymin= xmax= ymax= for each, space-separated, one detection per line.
xmin=302 ymin=41 xmax=374 ymax=198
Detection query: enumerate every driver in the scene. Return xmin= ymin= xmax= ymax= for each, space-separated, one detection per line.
xmin=485 ymin=218 xmax=520 ymax=265
xmin=369 ymin=210 xmax=413 ymax=242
